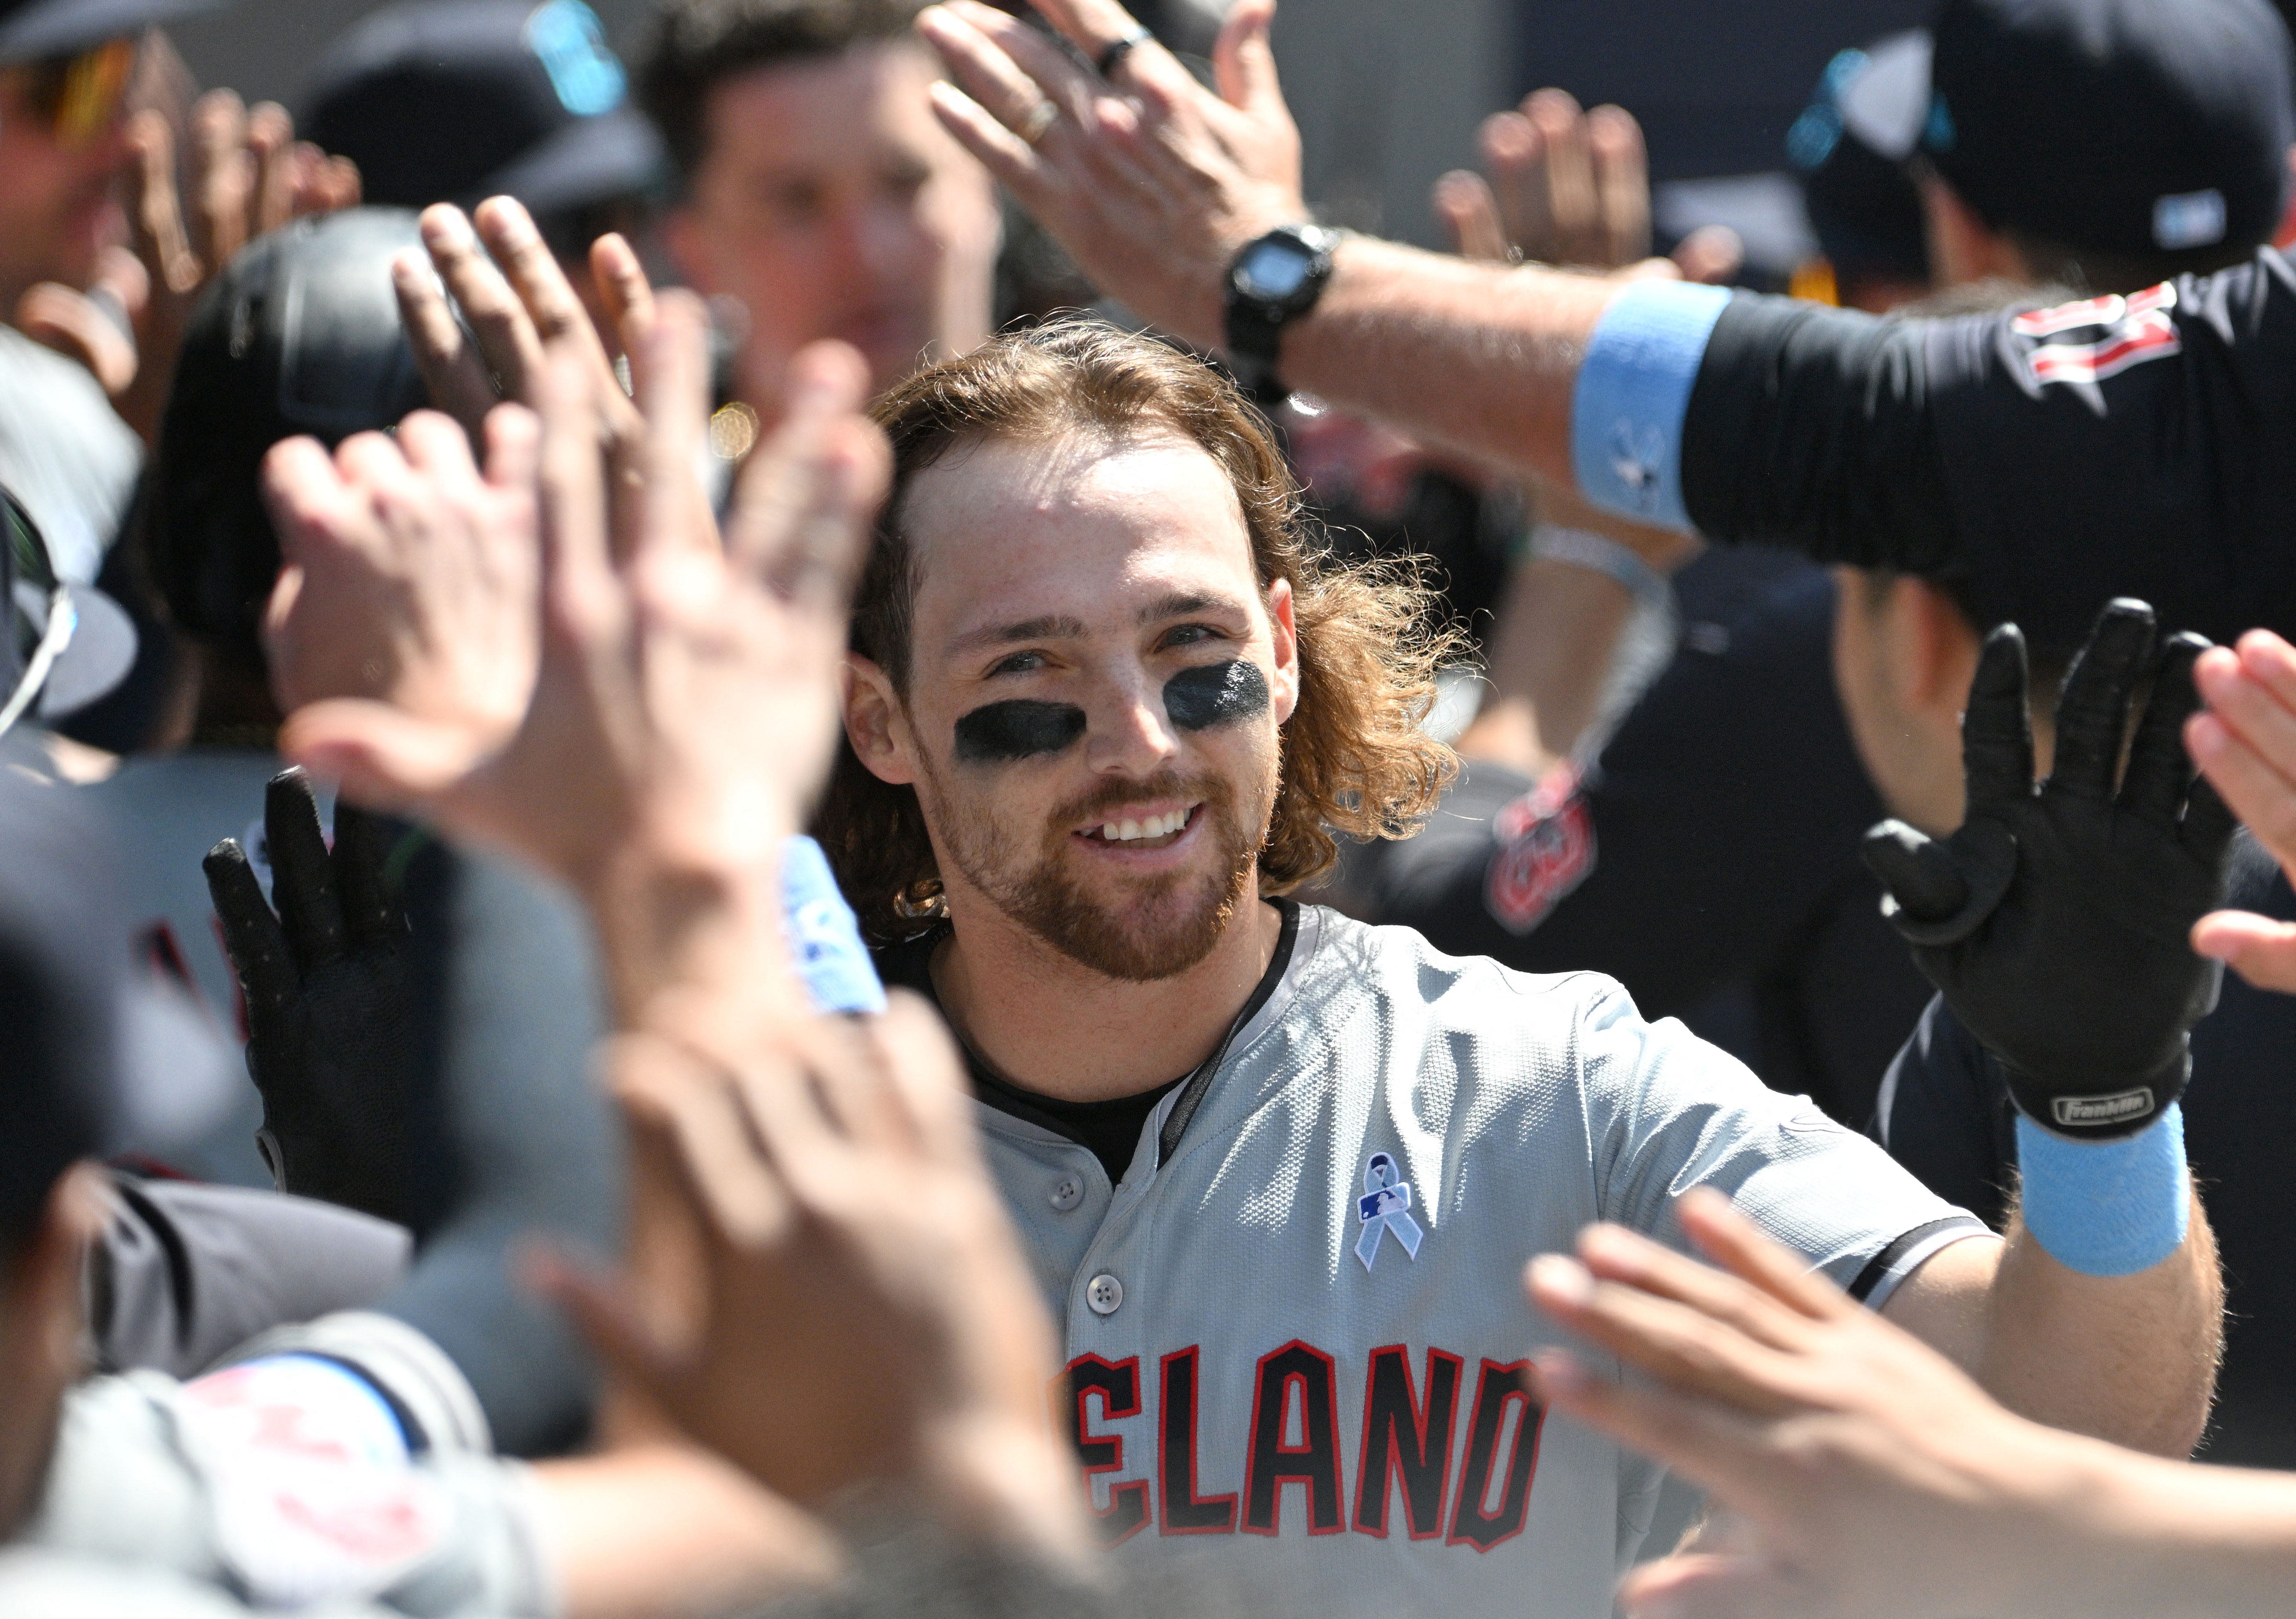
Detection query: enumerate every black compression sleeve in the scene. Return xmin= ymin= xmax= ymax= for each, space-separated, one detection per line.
xmin=1678 ymin=294 xmax=1963 ymax=572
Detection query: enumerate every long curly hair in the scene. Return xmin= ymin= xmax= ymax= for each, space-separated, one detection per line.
xmin=817 ymin=321 xmax=1459 ymax=942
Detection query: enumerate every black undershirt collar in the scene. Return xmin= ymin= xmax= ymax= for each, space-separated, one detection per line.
xmin=873 ymin=901 xmax=1301 ymax=1185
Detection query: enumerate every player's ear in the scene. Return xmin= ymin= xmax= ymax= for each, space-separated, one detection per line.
xmin=1266 ymin=575 xmax=1300 ymax=725
xmin=844 ymin=653 xmax=919 ymax=786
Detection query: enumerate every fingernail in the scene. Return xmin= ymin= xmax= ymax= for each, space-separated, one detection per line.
xmin=1528 ymin=1254 xmax=1594 ymax=1306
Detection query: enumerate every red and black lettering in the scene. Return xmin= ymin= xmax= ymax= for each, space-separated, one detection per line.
xmin=1242 ymin=1340 xmax=1344 ymax=1536
xmin=1447 ymin=1359 xmax=1544 ymax=1552
xmin=1065 ymin=1354 xmax=1150 ymax=1544
xmin=1353 ymin=1345 xmax=1463 ymax=1539
xmin=1158 ymin=1347 xmax=1236 ymax=1535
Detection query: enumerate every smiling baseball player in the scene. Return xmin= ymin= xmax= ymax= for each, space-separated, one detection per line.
xmin=818 ymin=321 xmax=2222 ymax=1616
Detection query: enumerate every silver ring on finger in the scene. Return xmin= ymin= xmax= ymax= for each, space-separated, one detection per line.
xmin=1019 ymin=98 xmax=1059 ymax=146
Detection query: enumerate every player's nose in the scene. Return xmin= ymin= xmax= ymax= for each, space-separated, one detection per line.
xmin=1083 ymin=665 xmax=1181 ymax=775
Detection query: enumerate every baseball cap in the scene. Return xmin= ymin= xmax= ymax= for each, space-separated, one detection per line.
xmin=0 ymin=0 xmax=225 ymax=63
xmin=1921 ymin=0 xmax=2295 ymax=259
xmin=1788 ymin=33 xmax=1933 ymax=289
xmin=147 ymin=207 xmax=429 ymax=670
xmin=302 ymin=0 xmax=667 ymax=217
xmin=0 ymin=486 xmax=135 ymax=732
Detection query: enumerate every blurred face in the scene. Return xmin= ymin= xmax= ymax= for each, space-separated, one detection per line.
xmin=667 ymin=41 xmax=997 ymax=408
xmin=1830 ymin=568 xmax=1984 ymax=835
xmin=0 ymin=43 xmax=136 ymax=307
xmin=850 ymin=431 xmax=1300 ymax=981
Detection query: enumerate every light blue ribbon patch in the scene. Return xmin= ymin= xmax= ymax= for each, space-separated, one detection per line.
xmin=1354 ymin=1152 xmax=1424 ymax=1272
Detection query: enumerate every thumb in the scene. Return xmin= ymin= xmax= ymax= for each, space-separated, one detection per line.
xmin=1213 ymin=0 xmax=1284 ymax=117
xmin=1621 ymin=1554 xmax=1817 ymax=1619
xmin=1860 ymin=819 xmax=1969 ymax=924
xmin=2192 ymin=909 xmax=2296 ymax=995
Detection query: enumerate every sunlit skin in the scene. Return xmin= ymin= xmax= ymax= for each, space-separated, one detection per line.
xmin=664 ymin=41 xmax=997 ymax=415
xmin=843 ymin=431 xmax=1300 ymax=1103
xmin=0 ymin=63 xmax=133 ymax=314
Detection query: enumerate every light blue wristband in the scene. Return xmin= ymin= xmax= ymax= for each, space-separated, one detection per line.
xmin=2014 ymin=1103 xmax=2189 ymax=1277
xmin=1569 ymin=279 xmax=1732 ymax=532
xmin=781 ymin=835 xmax=886 ymax=1016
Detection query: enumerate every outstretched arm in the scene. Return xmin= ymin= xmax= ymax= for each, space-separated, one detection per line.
xmin=1858 ymin=602 xmax=2231 ymax=1456
xmin=1530 ymin=1191 xmax=2296 ymax=1619
xmin=915 ymin=0 xmax=1622 ymax=491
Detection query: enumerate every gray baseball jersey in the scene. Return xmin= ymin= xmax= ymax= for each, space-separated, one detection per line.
xmin=896 ymin=904 xmax=1986 ymax=1618
xmin=28 ymin=1314 xmax=550 ymax=1617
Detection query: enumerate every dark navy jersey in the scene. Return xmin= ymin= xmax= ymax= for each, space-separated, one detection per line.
xmin=1675 ymin=249 xmax=2296 ymax=660
xmin=1342 ymin=546 xmax=1933 ymax=1124
xmin=1878 ymin=835 xmax=2296 ymax=1466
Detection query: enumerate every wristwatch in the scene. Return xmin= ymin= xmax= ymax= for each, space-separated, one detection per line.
xmin=1224 ymin=223 xmax=1341 ymax=400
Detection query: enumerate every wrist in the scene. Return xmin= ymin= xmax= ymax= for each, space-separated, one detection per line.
xmin=903 ymin=1413 xmax=1096 ymax=1577
xmin=583 ymin=847 xmax=795 ymax=1042
xmin=2013 ymin=1103 xmax=2190 ymax=1277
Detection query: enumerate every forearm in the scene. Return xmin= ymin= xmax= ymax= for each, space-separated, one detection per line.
xmin=1458 ymin=559 xmax=1632 ymax=773
xmin=1280 ymin=239 xmax=1618 ymax=489
xmin=1977 ymin=1196 xmax=2222 ymax=1456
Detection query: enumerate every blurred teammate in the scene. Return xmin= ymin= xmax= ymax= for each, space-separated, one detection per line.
xmin=637 ymin=0 xmax=999 ymax=419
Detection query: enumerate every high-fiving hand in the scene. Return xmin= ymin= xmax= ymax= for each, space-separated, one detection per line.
xmin=1526 ymin=1191 xmax=2092 ymax=1619
xmin=539 ymin=1001 xmax=1084 ymax=1563
xmin=918 ymin=0 xmax=1304 ymax=351
xmin=1860 ymin=601 xmax=2235 ymax=1139
xmin=2189 ymin=628 xmax=2296 ymax=992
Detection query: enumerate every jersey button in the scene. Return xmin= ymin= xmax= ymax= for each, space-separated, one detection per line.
xmin=1085 ymin=1273 xmax=1124 ymax=1315
xmin=1048 ymin=1175 xmax=1085 ymax=1212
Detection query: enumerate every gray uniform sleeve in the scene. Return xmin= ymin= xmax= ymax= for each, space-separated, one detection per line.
xmin=26 ymin=1372 xmax=554 ymax=1618
xmin=93 ymin=1177 xmax=413 ymax=1380
xmin=1579 ymin=979 xmax=1989 ymax=1307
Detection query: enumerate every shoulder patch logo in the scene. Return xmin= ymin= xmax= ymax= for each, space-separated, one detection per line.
xmin=1355 ymin=1153 xmax=1424 ymax=1272
xmin=2009 ymin=282 xmax=2180 ymax=388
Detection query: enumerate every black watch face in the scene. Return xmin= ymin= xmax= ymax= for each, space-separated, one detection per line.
xmin=1236 ymin=239 xmax=1313 ymax=301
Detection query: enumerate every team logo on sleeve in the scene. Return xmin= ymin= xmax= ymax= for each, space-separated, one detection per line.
xmin=1485 ymin=764 xmax=1595 ymax=934
xmin=2009 ymin=283 xmax=2181 ymax=388
xmin=1355 ymin=1153 xmax=1425 ymax=1272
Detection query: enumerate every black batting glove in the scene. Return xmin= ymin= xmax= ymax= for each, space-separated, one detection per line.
xmin=203 ymin=768 xmax=420 ymax=1223
xmin=1861 ymin=599 xmax=2237 ymax=1140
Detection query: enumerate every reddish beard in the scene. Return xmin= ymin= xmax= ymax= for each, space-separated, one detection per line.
xmin=931 ymin=763 xmax=1273 ymax=982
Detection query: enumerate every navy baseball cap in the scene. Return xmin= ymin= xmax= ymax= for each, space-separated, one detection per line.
xmin=1789 ymin=33 xmax=1934 ymax=287
xmin=0 ymin=0 xmax=226 ymax=63
xmin=302 ymin=0 xmax=667 ymax=217
xmin=1922 ymin=0 xmax=2295 ymax=260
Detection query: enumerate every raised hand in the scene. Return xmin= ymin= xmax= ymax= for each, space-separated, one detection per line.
xmin=917 ymin=0 xmax=1304 ymax=350
xmin=264 ymin=291 xmax=888 ymax=1030
xmin=118 ymin=91 xmax=360 ymax=444
xmin=1525 ymin=1191 xmax=2077 ymax=1619
xmin=538 ymin=997 xmax=1086 ymax=1559
xmin=262 ymin=404 xmax=541 ymax=734
xmin=2188 ymin=628 xmax=2296 ymax=991
xmin=1432 ymin=89 xmax=1742 ymax=282
xmin=1861 ymin=600 xmax=2236 ymax=1139
xmin=202 ymin=768 xmax=419 ymax=1225
xmin=391 ymin=197 xmax=654 ymax=458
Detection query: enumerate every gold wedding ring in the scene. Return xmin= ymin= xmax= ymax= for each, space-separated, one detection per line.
xmin=1019 ymin=98 xmax=1059 ymax=146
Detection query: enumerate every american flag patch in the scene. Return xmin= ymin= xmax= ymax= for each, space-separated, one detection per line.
xmin=2011 ymin=282 xmax=2181 ymax=387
